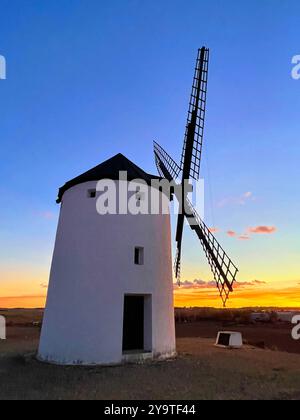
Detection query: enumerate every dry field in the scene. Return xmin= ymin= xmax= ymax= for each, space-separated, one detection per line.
xmin=176 ymin=321 xmax=300 ymax=354
xmin=0 ymin=309 xmax=300 ymax=400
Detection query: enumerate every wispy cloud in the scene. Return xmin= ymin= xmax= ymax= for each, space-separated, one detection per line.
xmin=218 ymin=191 xmax=255 ymax=208
xmin=226 ymin=230 xmax=251 ymax=240
xmin=175 ymin=279 xmax=217 ymax=290
xmin=248 ymin=226 xmax=277 ymax=234
xmin=40 ymin=283 xmax=48 ymax=289
xmin=209 ymin=227 xmax=219 ymax=233
xmin=252 ymin=280 xmax=267 ymax=285
xmin=243 ymin=192 xmax=252 ymax=199
xmin=227 ymin=230 xmax=236 ymax=237
xmin=238 ymin=234 xmax=251 ymax=240
xmin=175 ymin=279 xmax=266 ymax=290
xmin=38 ymin=211 xmax=56 ymax=220
xmin=235 ymin=280 xmax=267 ymax=288
xmin=226 ymin=226 xmax=276 ymax=241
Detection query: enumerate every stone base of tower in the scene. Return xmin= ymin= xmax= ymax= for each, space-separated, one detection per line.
xmin=122 ymin=350 xmax=177 ymax=365
xmin=37 ymin=349 xmax=177 ymax=367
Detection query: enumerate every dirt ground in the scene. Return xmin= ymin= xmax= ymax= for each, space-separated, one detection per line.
xmin=0 ymin=310 xmax=300 ymax=400
xmin=176 ymin=321 xmax=300 ymax=354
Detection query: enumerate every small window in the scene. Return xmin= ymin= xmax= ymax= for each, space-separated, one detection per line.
xmin=134 ymin=247 xmax=144 ymax=265
xmin=88 ymin=189 xmax=96 ymax=198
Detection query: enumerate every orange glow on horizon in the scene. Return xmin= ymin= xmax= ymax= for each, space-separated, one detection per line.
xmin=1 ymin=286 xmax=300 ymax=309
xmin=174 ymin=285 xmax=300 ymax=308
xmin=0 ymin=295 xmax=47 ymax=309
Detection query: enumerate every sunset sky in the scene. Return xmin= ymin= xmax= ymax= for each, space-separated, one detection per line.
xmin=0 ymin=0 xmax=299 ymax=309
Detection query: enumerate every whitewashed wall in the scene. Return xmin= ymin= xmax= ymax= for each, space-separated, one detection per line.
xmin=38 ymin=181 xmax=176 ymax=365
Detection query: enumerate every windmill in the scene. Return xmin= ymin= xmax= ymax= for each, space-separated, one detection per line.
xmin=38 ymin=154 xmax=176 ymax=366
xmin=154 ymin=47 xmax=238 ymax=306
xmin=38 ymin=46 xmax=236 ymax=367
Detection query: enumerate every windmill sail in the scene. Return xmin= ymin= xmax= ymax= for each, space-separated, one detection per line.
xmin=153 ymin=141 xmax=238 ymax=306
xmin=153 ymin=47 xmax=238 ymax=306
xmin=154 ymin=142 xmax=183 ymax=283
xmin=174 ymin=48 xmax=210 ymax=282
xmin=174 ymin=215 xmax=184 ymax=282
xmin=181 ymin=47 xmax=209 ymax=181
xmin=185 ymin=198 xmax=238 ymax=307
xmin=154 ymin=141 xmax=181 ymax=181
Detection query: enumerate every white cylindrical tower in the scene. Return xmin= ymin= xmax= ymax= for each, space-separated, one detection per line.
xmin=38 ymin=154 xmax=176 ymax=365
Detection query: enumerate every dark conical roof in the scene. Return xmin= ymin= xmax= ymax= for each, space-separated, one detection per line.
xmin=57 ymin=153 xmax=161 ymax=203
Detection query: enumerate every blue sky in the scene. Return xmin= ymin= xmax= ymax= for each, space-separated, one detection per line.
xmin=0 ymin=0 xmax=299 ymax=302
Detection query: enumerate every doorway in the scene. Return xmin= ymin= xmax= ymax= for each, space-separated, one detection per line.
xmin=122 ymin=295 xmax=144 ymax=352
